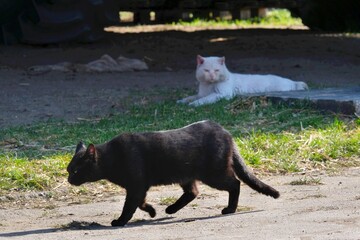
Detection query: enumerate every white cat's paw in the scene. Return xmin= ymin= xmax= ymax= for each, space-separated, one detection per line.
xmin=176 ymin=99 xmax=187 ymax=104
xmin=189 ymin=101 xmax=202 ymax=107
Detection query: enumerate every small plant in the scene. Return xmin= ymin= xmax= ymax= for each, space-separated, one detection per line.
xmin=236 ymin=205 xmax=254 ymax=212
xmin=289 ymin=177 xmax=323 ymax=186
xmin=190 ymin=203 xmax=198 ymax=208
xmin=159 ymin=196 xmax=178 ymax=206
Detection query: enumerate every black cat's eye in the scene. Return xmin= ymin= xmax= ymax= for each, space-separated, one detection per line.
xmin=68 ymin=167 xmax=78 ymax=175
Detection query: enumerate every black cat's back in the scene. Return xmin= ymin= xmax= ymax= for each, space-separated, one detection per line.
xmin=106 ymin=120 xmax=231 ymax=186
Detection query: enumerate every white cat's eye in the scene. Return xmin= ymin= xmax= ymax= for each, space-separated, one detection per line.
xmin=215 ymin=69 xmax=219 ymax=72
xmin=204 ymin=69 xmax=210 ymax=72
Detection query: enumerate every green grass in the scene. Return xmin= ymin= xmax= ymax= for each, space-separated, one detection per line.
xmin=0 ymin=154 xmax=69 ymax=191
xmin=0 ymin=93 xmax=359 ymax=193
xmin=159 ymin=196 xmax=178 ymax=206
xmin=236 ymin=118 xmax=360 ymax=173
xmin=172 ymin=9 xmax=303 ymax=28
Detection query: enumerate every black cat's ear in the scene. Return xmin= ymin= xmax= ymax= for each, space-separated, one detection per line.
xmin=197 ymin=55 xmax=204 ymax=65
xmin=86 ymin=144 xmax=97 ymax=160
xmin=75 ymin=141 xmax=86 ymax=154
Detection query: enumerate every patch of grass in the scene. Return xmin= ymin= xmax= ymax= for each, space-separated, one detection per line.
xmin=0 ymin=154 xmax=70 ymax=192
xmin=190 ymin=203 xmax=199 ymax=208
xmin=173 ymin=9 xmax=303 ymax=28
xmin=289 ymin=177 xmax=323 ymax=186
xmin=236 ymin=205 xmax=254 ymax=212
xmin=159 ymin=196 xmax=178 ymax=206
xmin=0 ymin=92 xmax=359 ymax=193
xmin=235 ymin=114 xmax=360 ymax=173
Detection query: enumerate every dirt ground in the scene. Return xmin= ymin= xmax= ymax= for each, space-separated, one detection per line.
xmin=0 ymin=168 xmax=359 ymax=240
xmin=0 ymin=26 xmax=360 ymax=239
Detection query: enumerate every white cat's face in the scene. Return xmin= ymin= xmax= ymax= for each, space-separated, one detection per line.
xmin=196 ymin=55 xmax=227 ymax=83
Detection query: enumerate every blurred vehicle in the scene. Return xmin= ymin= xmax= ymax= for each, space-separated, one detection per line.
xmin=1 ymin=0 xmax=359 ymax=45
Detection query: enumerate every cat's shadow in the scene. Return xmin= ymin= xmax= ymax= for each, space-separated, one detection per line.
xmin=124 ymin=209 xmax=263 ymax=228
xmin=0 ymin=210 xmax=262 ymax=237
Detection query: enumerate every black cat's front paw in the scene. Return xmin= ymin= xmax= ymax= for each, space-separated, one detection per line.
xmin=221 ymin=207 xmax=236 ymax=215
xmin=111 ymin=219 xmax=127 ymax=227
xmin=165 ymin=205 xmax=178 ymax=214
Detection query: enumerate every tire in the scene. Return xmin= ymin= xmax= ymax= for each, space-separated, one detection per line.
xmin=0 ymin=0 xmax=27 ymax=44
xmin=0 ymin=0 xmax=119 ymax=45
xmin=0 ymin=0 xmax=25 ymax=24
xmin=297 ymin=0 xmax=360 ymax=31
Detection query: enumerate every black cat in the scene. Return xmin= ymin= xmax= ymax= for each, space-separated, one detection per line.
xmin=67 ymin=120 xmax=280 ymax=226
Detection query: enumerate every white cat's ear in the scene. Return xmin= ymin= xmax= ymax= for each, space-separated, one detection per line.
xmin=219 ymin=56 xmax=225 ymax=65
xmin=197 ymin=55 xmax=204 ymax=65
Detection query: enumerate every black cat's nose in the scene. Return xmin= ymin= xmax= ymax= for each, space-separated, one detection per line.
xmin=68 ymin=175 xmax=76 ymax=185
xmin=67 ymin=175 xmax=73 ymax=184
xmin=68 ymin=175 xmax=83 ymax=186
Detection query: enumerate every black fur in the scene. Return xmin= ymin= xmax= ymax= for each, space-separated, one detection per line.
xmin=67 ymin=120 xmax=280 ymax=226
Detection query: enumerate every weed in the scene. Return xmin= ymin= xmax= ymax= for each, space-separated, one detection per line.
xmin=236 ymin=205 xmax=254 ymax=212
xmin=159 ymin=196 xmax=178 ymax=206
xmin=289 ymin=177 xmax=323 ymax=186
xmin=190 ymin=203 xmax=199 ymax=208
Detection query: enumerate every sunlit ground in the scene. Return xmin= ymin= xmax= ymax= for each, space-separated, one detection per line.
xmin=105 ymin=23 xmax=308 ymax=34
xmin=106 ymin=9 xmax=308 ymax=34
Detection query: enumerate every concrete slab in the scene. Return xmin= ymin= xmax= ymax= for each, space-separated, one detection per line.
xmin=249 ymin=87 xmax=360 ymax=115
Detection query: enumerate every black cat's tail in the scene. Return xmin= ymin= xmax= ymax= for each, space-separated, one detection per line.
xmin=232 ymin=149 xmax=280 ymax=199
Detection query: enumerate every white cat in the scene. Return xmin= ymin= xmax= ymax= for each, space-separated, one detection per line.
xmin=177 ymin=55 xmax=308 ymax=106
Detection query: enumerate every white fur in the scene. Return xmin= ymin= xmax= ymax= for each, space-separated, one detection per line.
xmin=178 ymin=55 xmax=308 ymax=106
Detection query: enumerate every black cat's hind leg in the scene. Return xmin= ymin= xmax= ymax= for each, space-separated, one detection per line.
xmin=165 ymin=181 xmax=199 ymax=214
xmin=221 ymin=179 xmax=240 ymax=215
xmin=203 ymin=176 xmax=240 ymax=215
xmin=139 ymin=198 xmax=156 ymax=218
